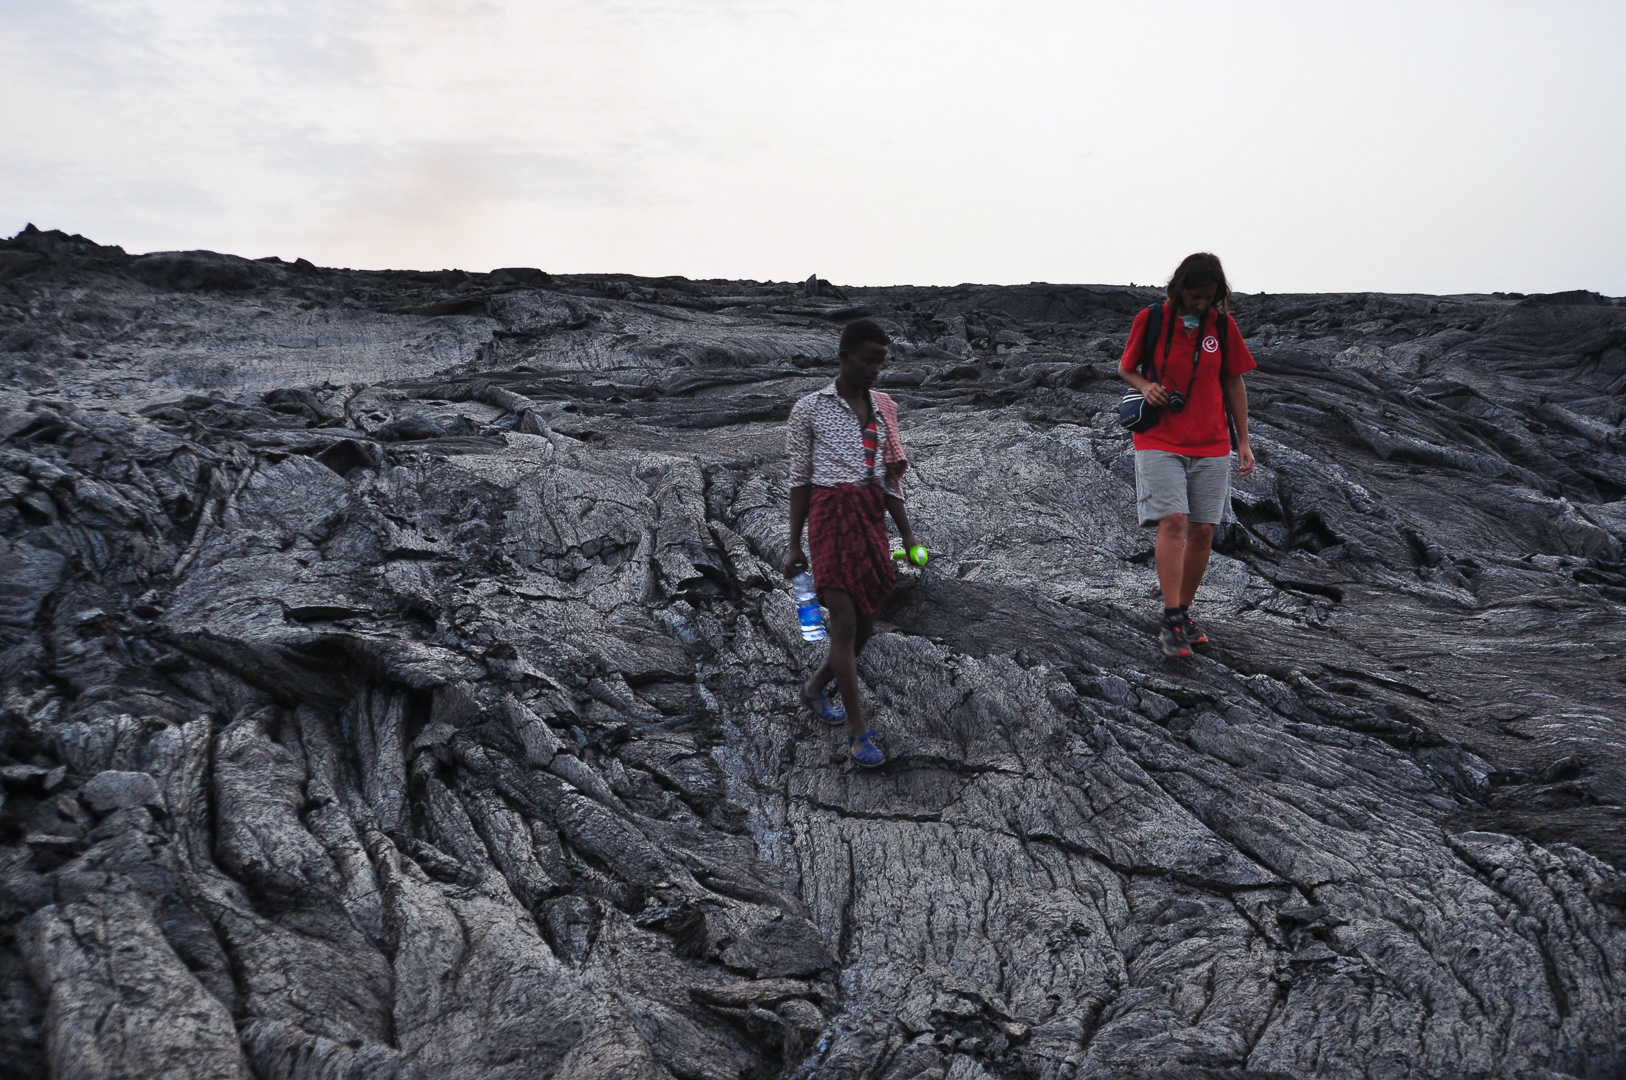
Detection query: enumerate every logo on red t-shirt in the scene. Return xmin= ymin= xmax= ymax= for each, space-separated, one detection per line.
xmin=1201 ymin=335 xmax=1220 ymax=354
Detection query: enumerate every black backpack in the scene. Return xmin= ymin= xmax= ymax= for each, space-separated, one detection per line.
xmin=1135 ymin=303 xmax=1229 ymax=379
xmin=1117 ymin=304 xmax=1232 ymax=435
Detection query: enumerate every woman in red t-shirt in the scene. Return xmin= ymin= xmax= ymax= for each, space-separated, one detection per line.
xmin=1117 ymin=253 xmax=1256 ymax=657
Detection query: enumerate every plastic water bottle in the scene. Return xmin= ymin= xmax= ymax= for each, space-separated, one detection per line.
xmin=792 ymin=569 xmax=826 ymax=642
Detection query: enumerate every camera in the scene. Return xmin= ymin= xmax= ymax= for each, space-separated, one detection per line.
xmin=1165 ymin=391 xmax=1187 ymax=413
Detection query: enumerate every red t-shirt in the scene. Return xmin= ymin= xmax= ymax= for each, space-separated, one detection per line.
xmin=1118 ymin=304 xmax=1256 ymax=457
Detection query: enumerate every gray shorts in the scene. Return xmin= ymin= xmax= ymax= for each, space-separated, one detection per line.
xmin=1135 ymin=450 xmax=1231 ymax=527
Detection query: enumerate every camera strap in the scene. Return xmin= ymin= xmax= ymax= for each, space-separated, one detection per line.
xmin=1155 ymin=307 xmax=1206 ymax=403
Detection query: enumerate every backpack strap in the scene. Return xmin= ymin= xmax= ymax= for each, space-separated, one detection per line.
xmin=1214 ymin=311 xmax=1239 ymax=450
xmin=1138 ymin=303 xmax=1163 ymax=377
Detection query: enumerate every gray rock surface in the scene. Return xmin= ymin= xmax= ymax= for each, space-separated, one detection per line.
xmin=79 ymin=769 xmax=164 ymax=813
xmin=1 ymin=221 xmax=1624 ymax=1078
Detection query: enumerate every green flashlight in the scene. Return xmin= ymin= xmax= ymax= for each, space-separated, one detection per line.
xmin=892 ymin=545 xmax=929 ymax=567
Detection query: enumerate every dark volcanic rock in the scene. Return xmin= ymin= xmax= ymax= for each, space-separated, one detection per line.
xmin=131 ymin=250 xmax=273 ymax=292
xmin=0 ymin=225 xmax=1624 ymax=1079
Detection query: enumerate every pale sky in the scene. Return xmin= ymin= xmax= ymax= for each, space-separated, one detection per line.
xmin=3 ymin=1 xmax=1623 ymax=294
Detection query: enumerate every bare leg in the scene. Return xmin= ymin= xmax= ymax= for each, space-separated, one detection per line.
xmin=805 ymin=598 xmax=875 ymax=694
xmin=1178 ymin=522 xmax=1215 ymax=609
xmin=1154 ymin=514 xmax=1190 ymax=609
xmin=803 ymin=590 xmax=875 ymax=737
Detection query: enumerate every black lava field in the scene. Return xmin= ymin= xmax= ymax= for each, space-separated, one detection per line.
xmin=2 ymin=225 xmax=1625 ymax=1080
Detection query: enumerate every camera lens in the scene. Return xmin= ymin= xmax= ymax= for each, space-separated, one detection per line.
xmin=1166 ymin=392 xmax=1186 ymax=413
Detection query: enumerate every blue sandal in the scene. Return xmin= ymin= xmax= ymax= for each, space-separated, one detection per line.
xmin=801 ymin=686 xmax=847 ymax=726
xmin=847 ymin=730 xmax=884 ymax=768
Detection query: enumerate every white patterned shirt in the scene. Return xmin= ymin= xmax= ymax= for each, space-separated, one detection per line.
xmin=786 ymin=382 xmax=907 ymax=499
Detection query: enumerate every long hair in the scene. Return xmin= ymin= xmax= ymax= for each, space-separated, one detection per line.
xmin=1165 ymin=253 xmax=1231 ymax=313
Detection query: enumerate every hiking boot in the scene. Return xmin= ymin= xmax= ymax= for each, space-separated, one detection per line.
xmin=1182 ymin=612 xmax=1209 ymax=648
xmin=1158 ymin=618 xmax=1193 ymax=658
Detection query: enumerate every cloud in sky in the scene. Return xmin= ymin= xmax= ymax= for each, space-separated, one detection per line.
xmin=2 ymin=0 xmax=1623 ymax=293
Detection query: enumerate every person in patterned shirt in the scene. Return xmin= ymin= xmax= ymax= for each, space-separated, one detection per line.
xmin=784 ymin=318 xmax=921 ymax=768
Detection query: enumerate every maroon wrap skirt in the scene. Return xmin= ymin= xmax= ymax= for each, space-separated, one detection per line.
xmin=808 ymin=482 xmax=896 ymax=618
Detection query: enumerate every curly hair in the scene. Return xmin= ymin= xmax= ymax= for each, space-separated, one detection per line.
xmin=839 ymin=317 xmax=891 ymax=358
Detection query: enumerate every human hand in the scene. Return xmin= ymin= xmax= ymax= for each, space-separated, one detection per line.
xmin=783 ymin=547 xmax=807 ymax=579
xmin=1237 ymin=441 xmax=1256 ymax=476
xmin=1142 ymin=382 xmax=1172 ymax=407
xmin=893 ymin=535 xmax=928 ymax=567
